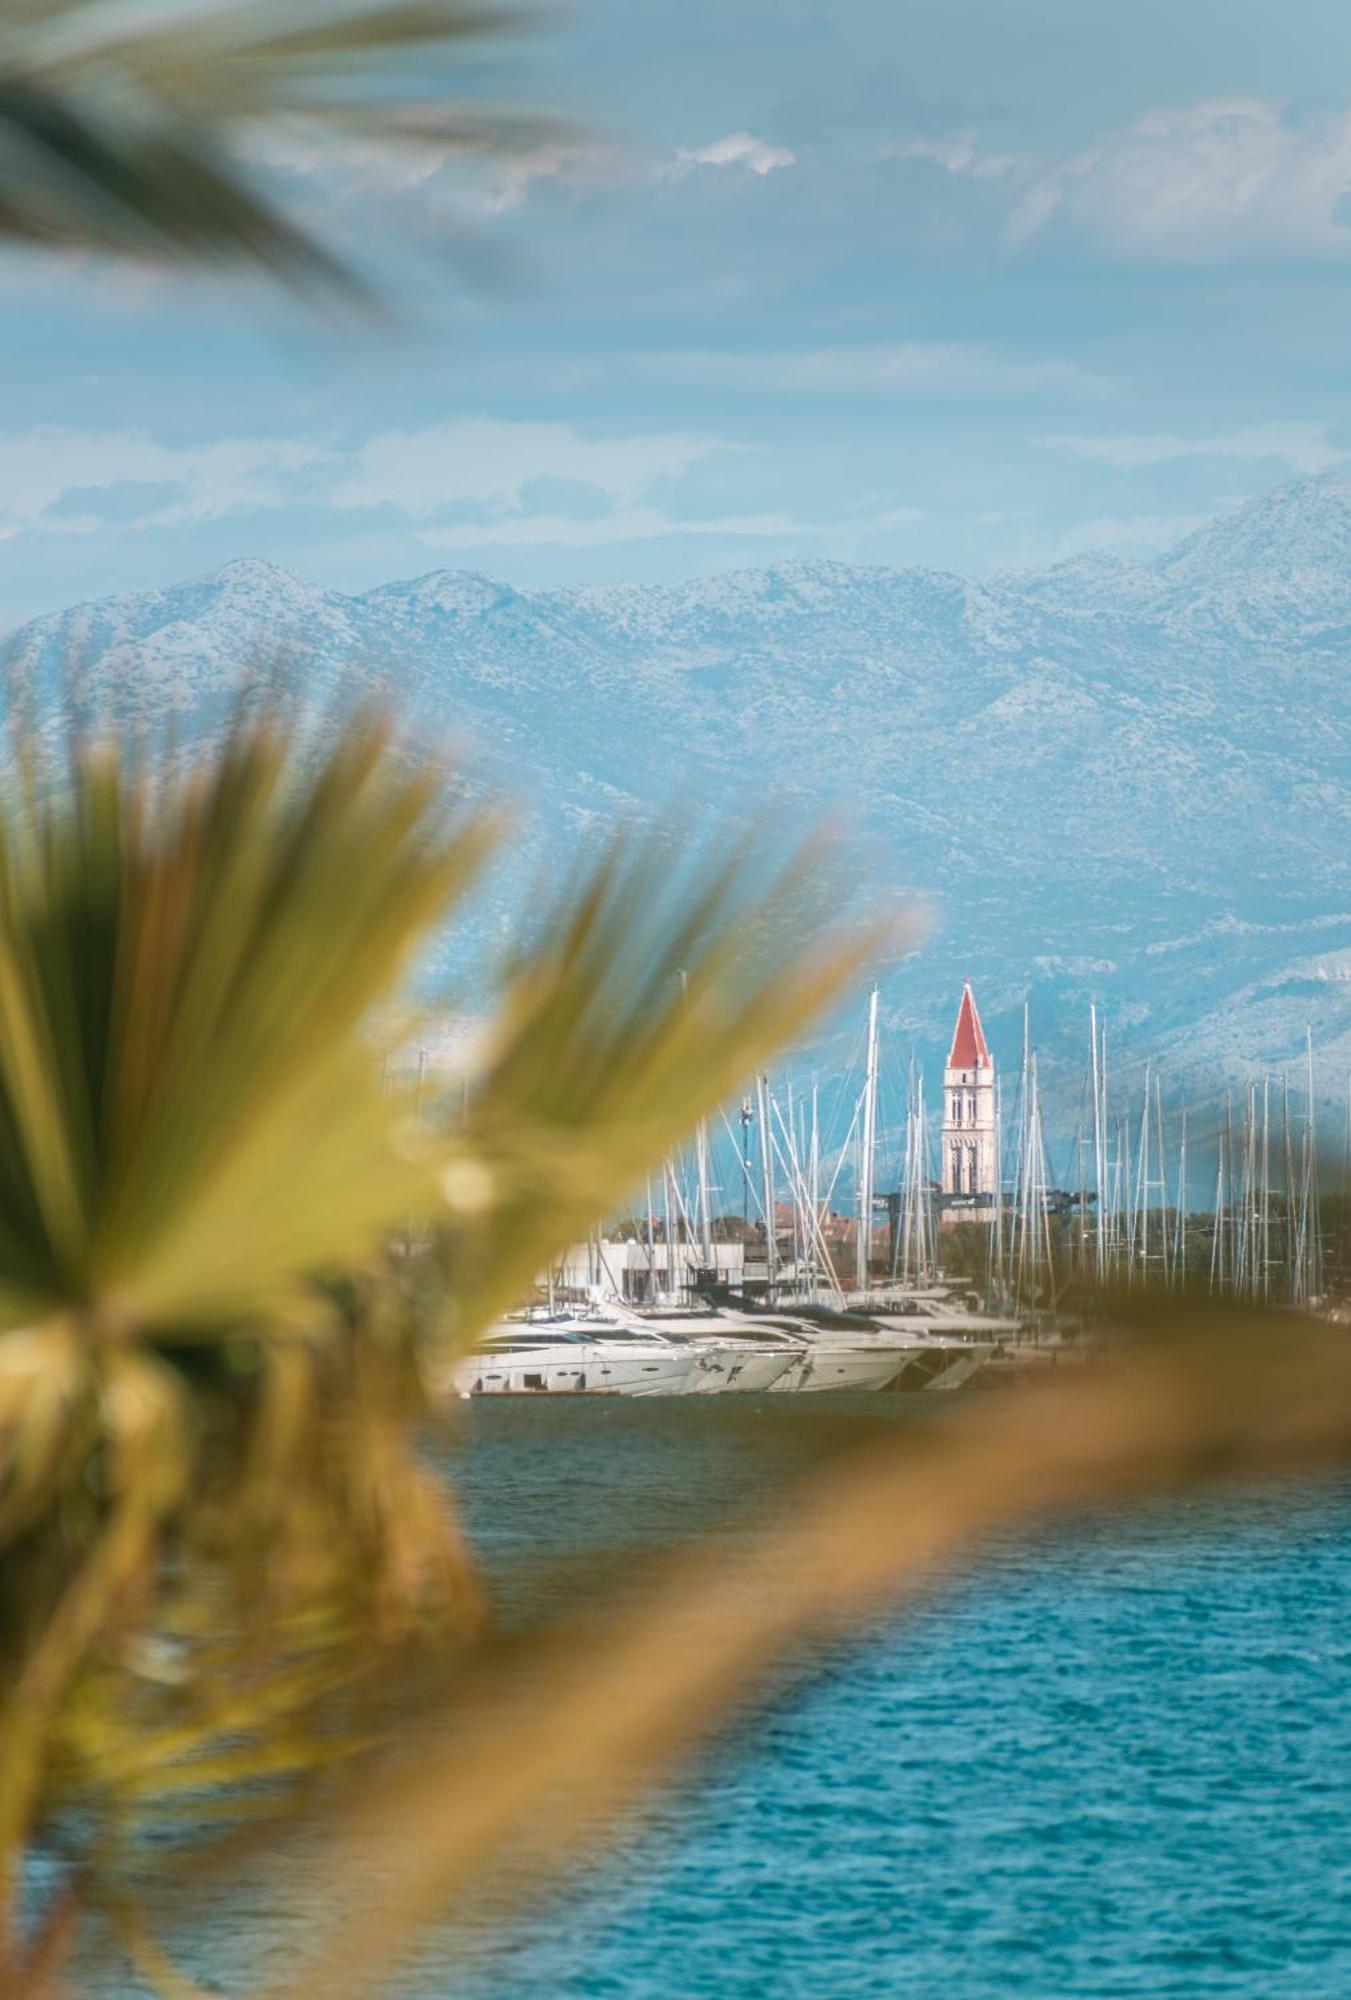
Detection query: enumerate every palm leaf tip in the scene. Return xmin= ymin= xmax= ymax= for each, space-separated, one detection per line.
xmin=0 ymin=703 xmax=494 ymax=1332
xmin=0 ymin=0 xmax=560 ymax=295
xmin=432 ymin=823 xmax=908 ymax=1349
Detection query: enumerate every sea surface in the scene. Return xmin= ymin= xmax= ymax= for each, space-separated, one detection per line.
xmin=101 ymin=1395 xmax=1351 ymax=1999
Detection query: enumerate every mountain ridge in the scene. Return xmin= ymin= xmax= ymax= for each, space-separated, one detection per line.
xmin=5 ymin=471 xmax=1349 ymax=1127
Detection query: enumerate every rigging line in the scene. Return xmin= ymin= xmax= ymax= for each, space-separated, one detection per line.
xmin=821 ymin=1093 xmax=864 ymax=1216
xmin=815 ymin=1015 xmax=868 ymax=1165
xmin=769 ymin=1089 xmax=842 ymax=1276
xmin=717 ymin=1103 xmax=766 ymax=1224
xmin=767 ymin=1093 xmax=846 ymax=1301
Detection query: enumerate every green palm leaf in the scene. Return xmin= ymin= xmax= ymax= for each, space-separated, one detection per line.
xmin=0 ymin=703 xmax=885 ymax=1982
xmin=437 ymin=825 xmax=893 ymax=1348
xmin=0 ymin=0 xmax=562 ymax=294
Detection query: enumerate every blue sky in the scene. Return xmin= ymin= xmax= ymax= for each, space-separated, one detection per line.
xmin=5 ymin=0 xmax=1351 ymax=620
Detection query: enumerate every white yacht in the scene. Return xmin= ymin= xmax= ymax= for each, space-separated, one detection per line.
xmin=744 ymin=1312 xmax=914 ymax=1393
xmin=610 ymin=1303 xmax=805 ymax=1394
xmin=451 ymin=1311 xmax=697 ymax=1397
xmin=865 ymin=1290 xmax=1020 ymax=1391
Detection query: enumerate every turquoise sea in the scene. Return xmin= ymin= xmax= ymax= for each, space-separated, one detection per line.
xmin=95 ymin=1396 xmax=1351 ymax=1998
xmin=440 ymin=1399 xmax=1351 ymax=2000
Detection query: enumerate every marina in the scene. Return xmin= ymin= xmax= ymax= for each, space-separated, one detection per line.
xmin=450 ymin=980 xmax=1350 ymax=1401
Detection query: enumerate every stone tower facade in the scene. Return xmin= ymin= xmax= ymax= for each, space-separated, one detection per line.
xmin=940 ymin=983 xmax=997 ymax=1225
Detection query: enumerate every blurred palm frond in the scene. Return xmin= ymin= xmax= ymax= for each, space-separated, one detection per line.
xmin=435 ymin=825 xmax=895 ymax=1349
xmin=0 ymin=711 xmax=493 ymax=1331
xmin=0 ymin=707 xmax=498 ymax=1967
xmin=0 ymin=703 xmax=884 ymax=1986
xmin=0 ymin=0 xmax=562 ymax=295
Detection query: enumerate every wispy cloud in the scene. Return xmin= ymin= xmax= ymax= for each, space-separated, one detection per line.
xmin=1009 ymin=99 xmax=1351 ymax=260
xmin=417 ymin=507 xmax=814 ymax=550
xmin=889 ymin=97 xmax=1351 ymax=264
xmin=0 ymin=427 xmax=330 ymax=538
xmin=1042 ymin=422 xmax=1346 ymax=474
xmin=330 ymin=417 xmax=731 ymax=522
xmin=481 ymin=141 xmax=619 ymax=212
xmin=0 ymin=418 xmax=745 ymax=552
xmin=1052 ymin=513 xmax=1216 ymax=560
xmin=663 ymin=341 xmax=1104 ymax=399
xmin=878 ymin=133 xmax=1017 ymax=182
xmin=667 ymin=133 xmax=796 ymax=178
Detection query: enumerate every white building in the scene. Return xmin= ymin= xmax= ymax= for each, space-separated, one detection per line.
xmin=552 ymin=1236 xmax=745 ymax=1303
xmin=940 ymin=982 xmax=998 ymax=1225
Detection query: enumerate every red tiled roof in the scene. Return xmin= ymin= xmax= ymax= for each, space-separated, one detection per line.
xmin=946 ymin=982 xmax=991 ymax=1068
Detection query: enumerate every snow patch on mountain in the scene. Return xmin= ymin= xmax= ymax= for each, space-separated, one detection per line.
xmin=3 ymin=470 xmax=1349 ymax=1123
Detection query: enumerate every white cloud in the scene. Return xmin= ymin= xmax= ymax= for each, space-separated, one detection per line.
xmin=1052 ymin=514 xmax=1215 ymax=560
xmin=331 ymin=417 xmax=728 ymax=522
xmin=664 ymin=341 xmax=1103 ymax=399
xmin=0 ymin=427 xmax=329 ymax=537
xmin=1008 ymin=99 xmax=1351 ymax=260
xmin=414 ymin=496 xmax=933 ymax=555
xmin=417 ymin=507 xmax=813 ymax=550
xmin=669 ymin=132 xmax=796 ymax=178
xmin=1042 ymin=422 xmax=1346 ymax=474
xmin=0 ymin=418 xmax=744 ymax=549
xmin=879 ymin=133 xmax=1017 ymax=181
xmin=268 ymin=125 xmax=794 ymax=220
xmin=482 ymin=141 xmax=618 ymax=212
xmin=887 ymin=98 xmax=1351 ymax=263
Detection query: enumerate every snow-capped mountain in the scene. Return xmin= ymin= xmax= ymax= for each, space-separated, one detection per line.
xmin=5 ymin=472 xmax=1350 ymax=1137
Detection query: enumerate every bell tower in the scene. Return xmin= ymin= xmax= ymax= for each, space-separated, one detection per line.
xmin=940 ymin=982 xmax=997 ymax=1225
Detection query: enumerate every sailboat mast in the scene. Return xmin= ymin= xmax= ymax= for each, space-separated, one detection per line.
xmin=1210 ymin=1124 xmax=1225 ymax=1294
xmin=1173 ymin=1105 xmax=1188 ymax=1285
xmin=661 ymin=1160 xmax=676 ymax=1303
xmin=695 ymin=1116 xmax=714 ymax=1270
xmin=1090 ymin=1003 xmax=1106 ymax=1282
xmin=1261 ymin=1074 xmax=1272 ymax=1300
xmin=856 ymin=985 xmax=880 ymax=1295
xmin=810 ymin=1080 xmax=821 ymax=1302
xmin=757 ymin=1070 xmax=777 ymax=1303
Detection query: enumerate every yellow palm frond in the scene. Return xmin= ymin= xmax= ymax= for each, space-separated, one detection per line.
xmin=0 ymin=713 xmax=495 ymax=1329
xmin=438 ymin=823 xmax=899 ymax=1346
xmin=259 ymin=1301 xmax=1351 ymax=2000
xmin=0 ymin=703 xmax=883 ymax=1982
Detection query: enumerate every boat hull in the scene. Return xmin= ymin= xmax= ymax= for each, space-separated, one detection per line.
xmin=454 ymin=1344 xmax=695 ymax=1397
xmin=774 ymin=1345 xmax=907 ymax=1393
xmin=690 ymin=1344 xmax=797 ymax=1394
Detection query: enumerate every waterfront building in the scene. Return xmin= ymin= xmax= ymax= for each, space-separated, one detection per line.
xmin=552 ymin=1235 xmax=746 ymax=1303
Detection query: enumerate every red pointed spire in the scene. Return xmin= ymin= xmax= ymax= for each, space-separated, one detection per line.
xmin=946 ymin=982 xmax=991 ymax=1069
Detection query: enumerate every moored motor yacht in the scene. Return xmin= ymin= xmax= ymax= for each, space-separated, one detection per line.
xmin=608 ymin=1303 xmax=805 ymax=1393
xmin=743 ymin=1312 xmax=913 ymax=1392
xmin=451 ymin=1311 xmax=697 ymax=1397
xmin=864 ymin=1290 xmax=1020 ymax=1390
